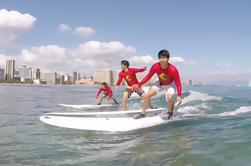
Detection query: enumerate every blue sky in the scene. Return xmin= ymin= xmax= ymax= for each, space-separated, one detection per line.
xmin=0 ymin=0 xmax=251 ymax=84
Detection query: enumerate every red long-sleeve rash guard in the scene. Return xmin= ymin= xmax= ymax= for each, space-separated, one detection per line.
xmin=139 ymin=62 xmax=182 ymax=97
xmin=96 ymin=86 xmax=113 ymax=99
xmin=116 ymin=68 xmax=145 ymax=87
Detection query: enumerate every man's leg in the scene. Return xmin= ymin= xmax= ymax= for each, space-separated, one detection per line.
xmin=112 ymin=97 xmax=118 ymax=104
xmin=167 ymin=94 xmax=175 ymax=113
xmin=142 ymin=88 xmax=157 ymax=114
xmin=137 ymin=88 xmax=147 ymax=108
xmin=121 ymin=91 xmax=130 ymax=110
xmin=165 ymin=86 xmax=176 ymax=119
xmin=97 ymin=95 xmax=106 ymax=105
xmin=133 ymin=88 xmax=157 ymax=119
xmin=134 ymin=83 xmax=161 ymax=119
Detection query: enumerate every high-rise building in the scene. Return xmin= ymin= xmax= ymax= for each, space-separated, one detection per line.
xmin=60 ymin=75 xmax=65 ymax=84
xmin=32 ymin=68 xmax=40 ymax=79
xmin=40 ymin=72 xmax=57 ymax=84
xmin=64 ymin=74 xmax=71 ymax=84
xmin=94 ymin=70 xmax=106 ymax=84
xmin=19 ymin=66 xmax=32 ymax=79
xmin=78 ymin=73 xmax=81 ymax=81
xmin=4 ymin=60 xmax=15 ymax=80
xmin=19 ymin=66 xmax=40 ymax=80
xmin=112 ymin=70 xmax=119 ymax=85
xmin=19 ymin=66 xmax=40 ymax=83
xmin=73 ymin=72 xmax=77 ymax=83
xmin=73 ymin=72 xmax=80 ymax=83
xmin=0 ymin=68 xmax=4 ymax=80
xmin=93 ymin=69 xmax=119 ymax=85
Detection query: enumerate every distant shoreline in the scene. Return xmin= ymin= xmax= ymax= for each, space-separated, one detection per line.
xmin=0 ymin=83 xmax=99 ymax=87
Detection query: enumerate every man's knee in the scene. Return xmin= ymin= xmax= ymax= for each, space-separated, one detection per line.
xmin=141 ymin=93 xmax=147 ymax=100
xmin=147 ymin=88 xmax=157 ymax=98
xmin=122 ymin=97 xmax=128 ymax=103
xmin=166 ymin=94 xmax=174 ymax=102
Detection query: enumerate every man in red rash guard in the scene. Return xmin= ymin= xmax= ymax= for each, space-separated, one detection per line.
xmin=134 ymin=50 xmax=182 ymax=119
xmin=116 ymin=60 xmax=147 ymax=110
xmin=96 ymin=82 xmax=118 ymax=105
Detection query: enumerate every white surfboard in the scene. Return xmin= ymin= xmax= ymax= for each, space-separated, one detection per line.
xmin=40 ymin=107 xmax=167 ymax=131
xmin=58 ymin=104 xmax=115 ymax=109
xmin=39 ymin=114 xmax=170 ymax=132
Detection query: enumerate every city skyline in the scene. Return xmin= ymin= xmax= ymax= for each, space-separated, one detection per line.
xmin=0 ymin=57 xmax=250 ymax=86
xmin=0 ymin=59 xmax=123 ymax=85
xmin=0 ymin=1 xmax=251 ymax=85
xmin=1 ymin=58 xmax=241 ymax=86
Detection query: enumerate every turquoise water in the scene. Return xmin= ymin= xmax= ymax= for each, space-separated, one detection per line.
xmin=0 ymin=85 xmax=251 ymax=166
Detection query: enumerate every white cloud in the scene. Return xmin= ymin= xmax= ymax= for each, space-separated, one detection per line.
xmin=58 ymin=24 xmax=70 ymax=32
xmin=186 ymin=60 xmax=201 ymax=65
xmin=215 ymin=63 xmax=233 ymax=68
xmin=74 ymin=26 xmax=95 ymax=37
xmin=71 ymin=41 xmax=136 ymax=59
xmin=129 ymin=55 xmax=156 ymax=67
xmin=19 ymin=41 xmax=136 ymax=74
xmin=19 ymin=45 xmax=67 ymax=72
xmin=169 ymin=57 xmax=185 ymax=64
xmin=128 ymin=55 xmax=191 ymax=67
xmin=0 ymin=9 xmax=36 ymax=47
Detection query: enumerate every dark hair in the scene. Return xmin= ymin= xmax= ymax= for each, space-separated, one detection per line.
xmin=101 ymin=82 xmax=107 ymax=86
xmin=158 ymin=50 xmax=170 ymax=59
xmin=121 ymin=60 xmax=129 ymax=67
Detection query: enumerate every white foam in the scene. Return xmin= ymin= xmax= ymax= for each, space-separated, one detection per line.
xmin=178 ymin=106 xmax=251 ymax=119
xmin=132 ymin=90 xmax=222 ymax=103
xmin=177 ymin=103 xmax=209 ymax=114
xmin=219 ymin=106 xmax=251 ymax=116
xmin=181 ymin=91 xmax=222 ymax=105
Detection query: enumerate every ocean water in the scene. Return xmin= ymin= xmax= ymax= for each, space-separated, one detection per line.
xmin=0 ymin=84 xmax=251 ymax=166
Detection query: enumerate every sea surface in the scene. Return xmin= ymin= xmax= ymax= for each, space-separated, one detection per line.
xmin=0 ymin=84 xmax=251 ymax=166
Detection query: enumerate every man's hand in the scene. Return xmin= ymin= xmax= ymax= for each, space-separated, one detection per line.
xmin=131 ymin=84 xmax=139 ymax=92
xmin=176 ymin=96 xmax=182 ymax=105
xmin=143 ymin=66 xmax=147 ymax=70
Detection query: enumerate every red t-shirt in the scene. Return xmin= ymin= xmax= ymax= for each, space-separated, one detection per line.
xmin=116 ymin=67 xmax=146 ymax=87
xmin=96 ymin=86 xmax=113 ymax=99
xmin=139 ymin=62 xmax=182 ymax=97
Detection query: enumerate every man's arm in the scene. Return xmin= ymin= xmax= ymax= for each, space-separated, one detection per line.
xmin=107 ymin=87 xmax=113 ymax=100
xmin=138 ymin=65 xmax=155 ymax=86
xmin=116 ymin=73 xmax=123 ymax=86
xmin=132 ymin=67 xmax=146 ymax=73
xmin=173 ymin=68 xmax=182 ymax=97
xmin=96 ymin=88 xmax=103 ymax=99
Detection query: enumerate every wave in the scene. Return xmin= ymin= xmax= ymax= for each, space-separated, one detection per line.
xmin=177 ymin=103 xmax=209 ymax=114
xmin=218 ymin=106 xmax=251 ymax=117
xmin=181 ymin=91 xmax=222 ymax=105
xmin=177 ymin=106 xmax=251 ymax=120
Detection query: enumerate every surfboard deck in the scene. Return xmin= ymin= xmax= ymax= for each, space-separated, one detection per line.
xmin=58 ymin=104 xmax=115 ymax=109
xmin=47 ymin=107 xmax=165 ymax=116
